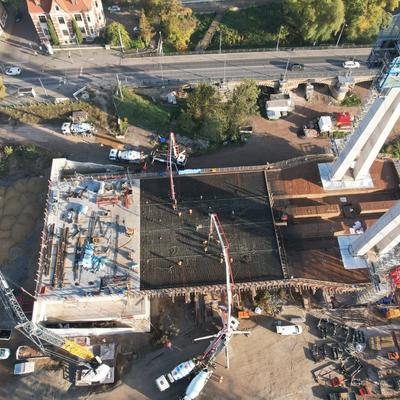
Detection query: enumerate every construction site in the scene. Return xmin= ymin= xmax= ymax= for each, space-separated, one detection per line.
xmin=2 ymin=15 xmax=400 ymax=400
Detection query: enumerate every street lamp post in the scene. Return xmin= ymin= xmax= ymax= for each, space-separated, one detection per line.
xmin=118 ymin=26 xmax=124 ymax=54
xmin=219 ymin=29 xmax=222 ymax=54
xmin=336 ymin=20 xmax=347 ymax=48
xmin=276 ymin=25 xmax=283 ymax=51
xmin=283 ymin=53 xmax=291 ymax=81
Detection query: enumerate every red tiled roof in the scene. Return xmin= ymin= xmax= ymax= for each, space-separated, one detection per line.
xmin=27 ymin=0 xmax=52 ymax=14
xmin=27 ymin=0 xmax=92 ymax=14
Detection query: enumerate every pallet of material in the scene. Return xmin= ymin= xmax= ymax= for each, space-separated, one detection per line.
xmin=288 ymin=204 xmax=340 ymax=219
xmin=369 ymin=332 xmax=400 ymax=351
xmin=359 ymin=200 xmax=397 ymax=215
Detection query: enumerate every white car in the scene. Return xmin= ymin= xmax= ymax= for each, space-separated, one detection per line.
xmin=108 ymin=5 xmax=120 ymax=12
xmin=343 ymin=61 xmax=360 ymax=69
xmin=0 ymin=348 xmax=11 ymax=360
xmin=5 ymin=67 xmax=22 ymax=76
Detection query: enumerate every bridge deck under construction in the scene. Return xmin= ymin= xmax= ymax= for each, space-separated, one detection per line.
xmin=140 ymin=171 xmax=283 ymax=289
xmin=267 ymin=159 xmax=400 ymax=284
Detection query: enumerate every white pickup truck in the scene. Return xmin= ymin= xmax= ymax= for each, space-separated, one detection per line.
xmin=109 ymin=149 xmax=145 ymax=164
xmin=61 ymin=122 xmax=96 ymax=136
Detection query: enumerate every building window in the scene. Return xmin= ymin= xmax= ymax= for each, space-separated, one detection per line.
xmin=55 ymin=5 xmax=60 ymax=11
xmin=86 ymin=15 xmax=91 ymax=22
xmin=43 ymin=28 xmax=49 ymax=35
xmin=74 ymin=14 xmax=82 ymax=21
xmin=80 ymin=27 xmax=85 ymax=34
xmin=95 ymin=1 xmax=98 ymax=7
xmin=58 ymin=17 xmax=65 ymax=24
xmin=62 ymin=29 xmax=69 ymax=36
xmin=39 ymin=15 xmax=47 ymax=23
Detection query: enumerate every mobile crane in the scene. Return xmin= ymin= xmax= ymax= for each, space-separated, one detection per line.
xmin=151 ymin=132 xmax=187 ymax=168
xmin=0 ymin=270 xmax=110 ymax=383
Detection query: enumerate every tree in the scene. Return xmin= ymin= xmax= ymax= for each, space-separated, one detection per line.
xmin=284 ymin=0 xmax=345 ymax=43
xmin=139 ymin=9 xmax=154 ymax=46
xmin=185 ymin=83 xmax=220 ymax=121
xmin=72 ymin=18 xmax=83 ymax=45
xmin=105 ymin=22 xmax=132 ymax=48
xmin=200 ymin=109 xmax=229 ymax=143
xmin=225 ymin=80 xmax=259 ymax=139
xmin=162 ymin=0 xmax=197 ymax=51
xmin=47 ymin=18 xmax=59 ymax=46
xmin=0 ymin=77 xmax=6 ymax=99
xmin=344 ymin=0 xmax=398 ymax=42
xmin=229 ymin=80 xmax=259 ymax=124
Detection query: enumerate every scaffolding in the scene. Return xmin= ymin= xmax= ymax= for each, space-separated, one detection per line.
xmin=368 ymin=13 xmax=400 ymax=67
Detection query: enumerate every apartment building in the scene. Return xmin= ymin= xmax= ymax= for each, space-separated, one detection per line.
xmin=0 ymin=2 xmax=8 ymax=36
xmin=27 ymin=0 xmax=105 ymax=45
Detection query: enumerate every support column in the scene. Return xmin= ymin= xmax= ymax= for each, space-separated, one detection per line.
xmin=353 ymin=87 xmax=400 ymax=179
xmin=351 ymin=201 xmax=400 ymax=256
xmin=329 ymin=88 xmax=400 ymax=181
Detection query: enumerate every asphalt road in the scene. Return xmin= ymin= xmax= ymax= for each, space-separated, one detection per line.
xmin=1 ymin=47 xmax=375 ymax=96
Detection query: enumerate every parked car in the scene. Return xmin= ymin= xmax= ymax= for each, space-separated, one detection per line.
xmin=0 ymin=348 xmax=11 ymax=360
xmin=343 ymin=60 xmax=360 ymax=69
xmin=288 ymin=63 xmax=304 ymax=71
xmin=107 ymin=5 xmax=120 ymax=12
xmin=5 ymin=67 xmax=22 ymax=76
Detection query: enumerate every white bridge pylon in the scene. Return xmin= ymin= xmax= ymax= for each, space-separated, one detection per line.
xmin=319 ymin=85 xmax=400 ymax=191
xmin=330 ymin=87 xmax=400 ymax=182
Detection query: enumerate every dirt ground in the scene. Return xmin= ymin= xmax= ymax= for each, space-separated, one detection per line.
xmin=190 ymin=83 xmax=375 ymax=168
xmin=0 ymin=298 xmax=324 ymax=400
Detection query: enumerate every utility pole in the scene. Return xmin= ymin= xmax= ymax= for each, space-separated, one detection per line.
xmin=283 ymin=52 xmax=291 ymax=81
xmin=223 ymin=58 xmax=226 ymax=85
xmin=116 ymin=73 xmax=123 ymax=99
xmin=158 ymin=31 xmax=165 ymax=87
xmin=336 ymin=20 xmax=347 ymax=48
xmin=276 ymin=25 xmax=283 ymax=51
xmin=75 ymin=35 xmax=83 ymax=56
xmin=158 ymin=31 xmax=163 ymax=56
xmin=38 ymin=78 xmax=48 ymax=97
xmin=159 ymin=62 xmax=164 ymax=87
xmin=118 ymin=26 xmax=124 ymax=54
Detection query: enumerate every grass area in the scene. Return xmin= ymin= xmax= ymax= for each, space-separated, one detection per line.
xmin=383 ymin=140 xmax=400 ymax=159
xmin=331 ymin=130 xmax=349 ymax=139
xmin=0 ymin=144 xmax=48 ymax=178
xmin=115 ymin=87 xmax=173 ymax=133
xmin=209 ymin=5 xmax=284 ymax=50
xmin=341 ymin=93 xmax=362 ymax=107
xmin=188 ymin=13 xmax=215 ymax=50
xmin=0 ymin=101 xmax=111 ymax=127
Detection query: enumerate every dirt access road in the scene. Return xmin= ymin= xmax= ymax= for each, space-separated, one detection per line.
xmin=0 ymin=300 xmax=323 ymax=400
xmin=95 ymin=308 xmax=321 ymax=400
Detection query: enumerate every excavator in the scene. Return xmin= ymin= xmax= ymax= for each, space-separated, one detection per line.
xmin=0 ymin=270 xmax=110 ymax=383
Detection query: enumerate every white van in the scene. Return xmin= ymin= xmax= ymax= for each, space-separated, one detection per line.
xmin=276 ymin=324 xmax=303 ymax=335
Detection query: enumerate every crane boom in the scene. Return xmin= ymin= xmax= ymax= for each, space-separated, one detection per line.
xmin=0 ymin=270 xmax=110 ymax=380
